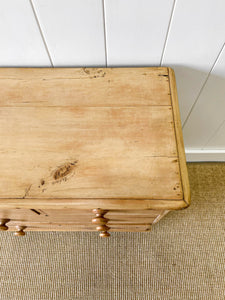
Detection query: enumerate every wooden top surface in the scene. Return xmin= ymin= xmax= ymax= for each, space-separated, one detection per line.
xmin=0 ymin=67 xmax=190 ymax=209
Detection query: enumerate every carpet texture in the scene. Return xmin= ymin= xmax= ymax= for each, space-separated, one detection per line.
xmin=0 ymin=163 xmax=224 ymax=300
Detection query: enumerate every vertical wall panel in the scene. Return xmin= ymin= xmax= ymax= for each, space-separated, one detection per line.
xmin=162 ymin=0 xmax=225 ymax=124
xmin=104 ymin=0 xmax=174 ymax=66
xmin=206 ymin=122 xmax=225 ymax=149
xmin=32 ymin=0 xmax=106 ymax=66
xmin=0 ymin=0 xmax=50 ymax=66
xmin=183 ymin=44 xmax=225 ymax=148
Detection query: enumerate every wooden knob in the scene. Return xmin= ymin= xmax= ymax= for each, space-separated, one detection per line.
xmin=0 ymin=219 xmax=9 ymax=231
xmin=92 ymin=208 xmax=107 ymax=216
xmin=96 ymin=225 xmax=110 ymax=232
xmin=99 ymin=231 xmax=110 ymax=238
xmin=92 ymin=216 xmax=108 ymax=225
xmin=92 ymin=208 xmax=110 ymax=237
xmin=14 ymin=226 xmax=26 ymax=236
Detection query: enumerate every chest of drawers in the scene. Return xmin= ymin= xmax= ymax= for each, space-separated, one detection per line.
xmin=0 ymin=67 xmax=190 ymax=237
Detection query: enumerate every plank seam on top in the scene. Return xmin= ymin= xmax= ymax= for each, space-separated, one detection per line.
xmin=0 ymin=67 xmax=183 ymax=205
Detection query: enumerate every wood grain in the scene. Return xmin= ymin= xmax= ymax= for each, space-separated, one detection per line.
xmin=0 ymin=68 xmax=181 ymax=202
xmin=168 ymin=68 xmax=191 ymax=207
xmin=0 ymin=67 xmax=189 ymax=218
xmin=0 ymin=68 xmax=170 ymax=106
xmin=0 ymin=208 xmax=166 ymax=224
xmin=0 ymin=198 xmax=188 ymax=210
xmin=6 ymin=223 xmax=152 ymax=232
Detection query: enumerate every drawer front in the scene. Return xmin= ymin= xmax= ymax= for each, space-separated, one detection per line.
xmin=0 ymin=208 xmax=168 ymax=236
xmin=0 ymin=208 xmax=164 ymax=223
xmin=6 ymin=223 xmax=152 ymax=233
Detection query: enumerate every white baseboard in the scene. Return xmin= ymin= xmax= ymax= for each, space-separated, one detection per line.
xmin=185 ymin=149 xmax=225 ymax=162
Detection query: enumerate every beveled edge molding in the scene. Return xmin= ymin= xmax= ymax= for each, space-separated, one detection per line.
xmin=168 ymin=67 xmax=191 ymax=208
xmin=0 ymin=198 xmax=188 ymax=210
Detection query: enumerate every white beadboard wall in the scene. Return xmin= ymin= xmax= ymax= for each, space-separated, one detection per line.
xmin=31 ymin=0 xmax=106 ymax=66
xmin=0 ymin=0 xmax=225 ymax=161
xmin=0 ymin=0 xmax=51 ymax=66
xmin=104 ymin=0 xmax=174 ymax=66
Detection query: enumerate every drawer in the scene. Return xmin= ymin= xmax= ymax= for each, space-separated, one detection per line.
xmin=0 ymin=208 xmax=164 ymax=224
xmin=0 ymin=67 xmax=190 ymax=238
xmin=0 ymin=208 xmax=168 ymax=237
xmin=6 ymin=223 xmax=152 ymax=233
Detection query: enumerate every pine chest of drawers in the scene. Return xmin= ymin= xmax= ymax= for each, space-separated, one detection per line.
xmin=0 ymin=67 xmax=190 ymax=237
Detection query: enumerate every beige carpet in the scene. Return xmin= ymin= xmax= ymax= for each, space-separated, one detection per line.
xmin=0 ymin=163 xmax=224 ymax=300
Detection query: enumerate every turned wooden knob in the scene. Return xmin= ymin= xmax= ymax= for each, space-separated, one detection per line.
xmin=92 ymin=216 xmax=108 ymax=225
xmin=92 ymin=208 xmax=107 ymax=216
xmin=92 ymin=208 xmax=110 ymax=237
xmin=14 ymin=226 xmax=26 ymax=236
xmin=99 ymin=231 xmax=110 ymax=238
xmin=0 ymin=219 xmax=9 ymax=231
xmin=96 ymin=225 xmax=110 ymax=232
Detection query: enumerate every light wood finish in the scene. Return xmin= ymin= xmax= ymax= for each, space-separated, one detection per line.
xmin=152 ymin=210 xmax=170 ymax=224
xmin=92 ymin=208 xmax=110 ymax=237
xmin=0 ymin=208 xmax=163 ymax=223
xmin=0 ymin=68 xmax=170 ymax=107
xmin=92 ymin=217 xmax=108 ymax=225
xmin=0 ymin=219 xmax=9 ymax=231
xmin=99 ymin=231 xmax=110 ymax=238
xmin=6 ymin=219 xmax=157 ymax=227
xmin=0 ymin=67 xmax=184 ymax=207
xmin=0 ymin=198 xmax=187 ymax=210
xmin=92 ymin=208 xmax=108 ymax=216
xmin=0 ymin=209 xmax=163 ymax=235
xmin=168 ymin=68 xmax=191 ymax=207
xmin=14 ymin=226 xmax=26 ymax=236
xmin=0 ymin=67 xmax=190 ymax=235
xmin=96 ymin=225 xmax=110 ymax=232
xmin=0 ymin=108 xmax=179 ymax=199
xmin=6 ymin=224 xmax=152 ymax=232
